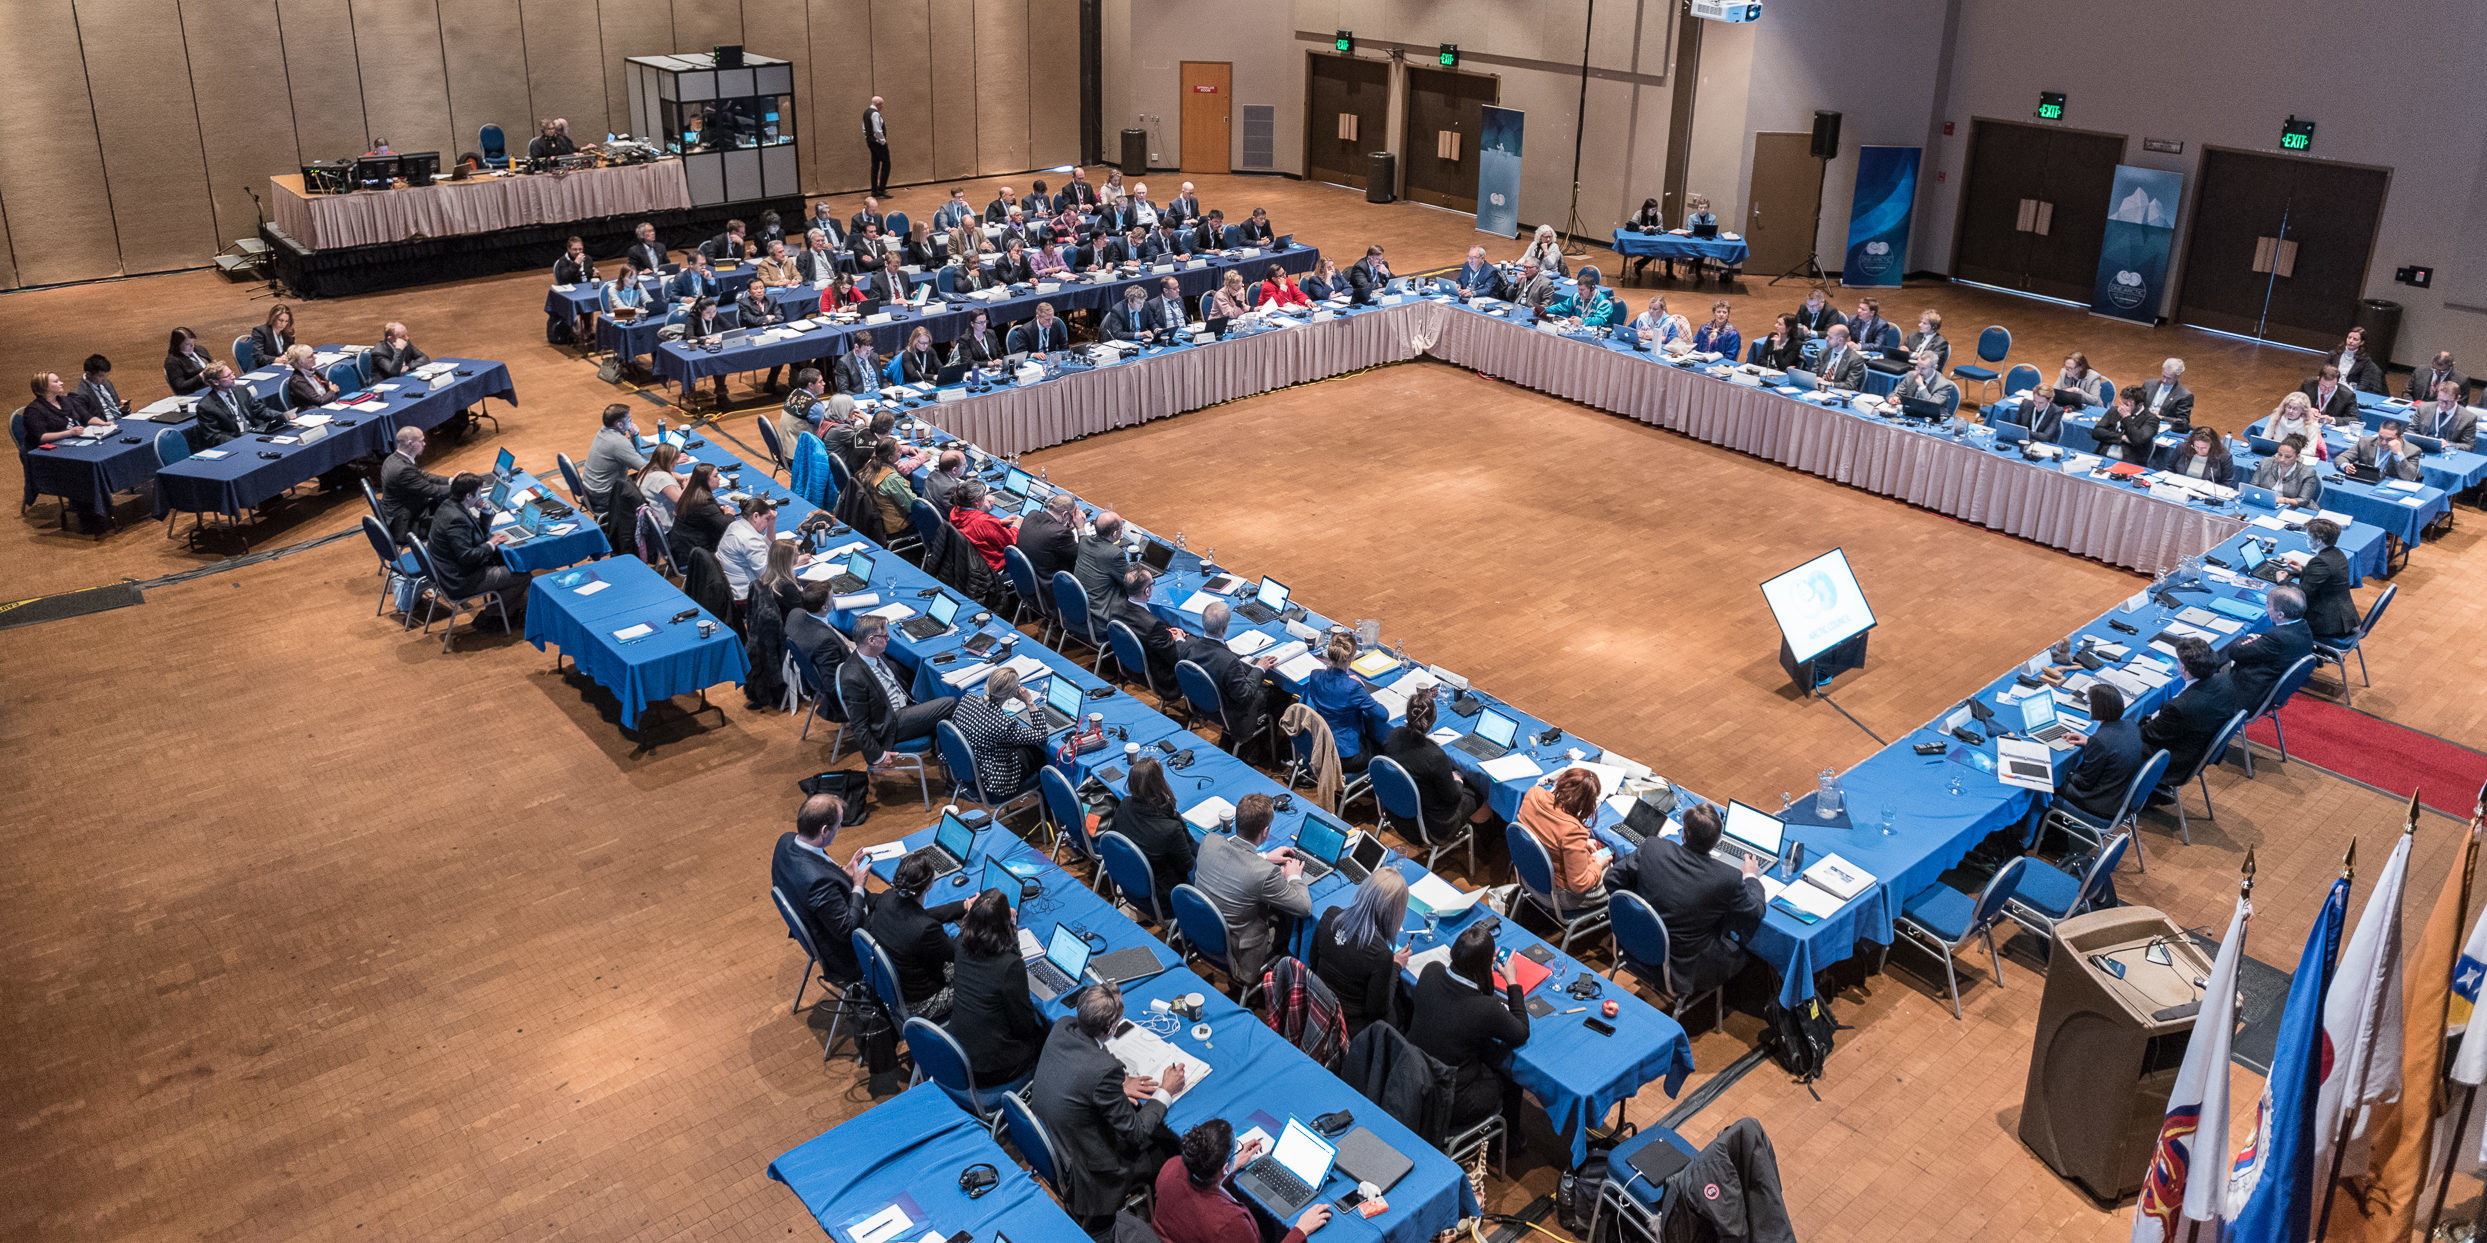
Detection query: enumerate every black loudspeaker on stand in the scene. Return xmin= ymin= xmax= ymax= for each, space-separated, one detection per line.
xmin=1771 ymin=110 xmax=1842 ymax=287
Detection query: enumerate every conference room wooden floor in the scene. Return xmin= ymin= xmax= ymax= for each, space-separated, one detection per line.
xmin=4 ymin=173 xmax=2483 ymax=1241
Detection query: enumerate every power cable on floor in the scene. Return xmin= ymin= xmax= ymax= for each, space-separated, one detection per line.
xmin=1818 ymin=691 xmax=1887 ymax=746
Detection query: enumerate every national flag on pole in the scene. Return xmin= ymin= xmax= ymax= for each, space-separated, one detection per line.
xmin=2314 ymin=832 xmax=2412 ymax=1184
xmin=2227 ymin=877 xmax=2349 ymax=1242
xmin=2346 ymin=822 xmax=2477 ymax=1240
xmin=2133 ymin=895 xmax=2250 ymax=1243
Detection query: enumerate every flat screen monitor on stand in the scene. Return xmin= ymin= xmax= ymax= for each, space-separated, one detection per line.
xmin=1760 ymin=547 xmax=1878 ymax=697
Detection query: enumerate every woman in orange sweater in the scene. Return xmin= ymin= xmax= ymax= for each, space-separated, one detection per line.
xmin=1517 ymin=767 xmax=1611 ymax=915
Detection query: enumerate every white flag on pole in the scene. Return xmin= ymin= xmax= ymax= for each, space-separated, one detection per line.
xmin=2314 ymin=832 xmax=2412 ymax=1181
xmin=2132 ymin=896 xmax=2250 ymax=1243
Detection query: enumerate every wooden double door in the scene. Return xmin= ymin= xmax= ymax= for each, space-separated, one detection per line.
xmin=1306 ymin=53 xmax=1389 ymax=189
xmin=2174 ymin=149 xmax=2390 ymax=349
xmin=1951 ymin=120 xmax=2127 ymax=302
xmin=1400 ymin=66 xmax=1498 ymax=212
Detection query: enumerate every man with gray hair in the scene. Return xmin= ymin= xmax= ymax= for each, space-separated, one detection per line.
xmin=1178 ymin=601 xmax=1277 ymax=748
xmin=923 ymin=449 xmax=970 ymax=511
xmin=1029 ymin=979 xmax=1184 ymax=1230
xmin=378 ymin=424 xmax=449 ymax=541
xmin=1075 ymin=510 xmax=1130 ymax=617
xmin=2142 ymin=357 xmax=2193 ymax=429
xmin=1016 ymin=489 xmax=1080 ymax=585
xmin=2224 ymin=584 xmax=2311 ymax=709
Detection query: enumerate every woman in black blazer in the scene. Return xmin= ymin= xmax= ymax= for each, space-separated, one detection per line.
xmin=896 ymin=326 xmax=942 ymax=384
xmin=947 ymin=891 xmax=1048 ymax=1084
xmin=1376 ymin=694 xmax=1487 ymax=842
xmin=902 ymin=222 xmax=941 ymax=270
xmin=2152 ymin=425 xmax=2235 ymax=486
xmin=249 ymin=305 xmax=297 ymax=369
xmin=667 ymin=464 xmax=733 ymax=566
xmin=1757 ymin=314 xmax=1810 ymax=371
xmin=1407 ymin=923 xmax=1530 ymax=1129
xmin=862 ymin=855 xmax=969 ymax=1019
xmin=2090 ymin=385 xmax=2159 ymax=463
xmin=1106 ymin=758 xmax=1194 ymax=918
xmin=164 ymin=327 xmax=215 ymax=394
xmin=1308 ymin=870 xmax=1410 ymax=1037
xmin=1302 ymin=258 xmax=1344 ymax=301
xmin=948 ymin=311 xmax=1005 ymax=368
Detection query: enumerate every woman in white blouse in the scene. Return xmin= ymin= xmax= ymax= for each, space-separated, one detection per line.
xmin=1620 ymin=295 xmax=1691 ymax=348
xmin=636 ymin=444 xmax=685 ymax=531
xmin=1517 ymin=223 xmax=1567 ymax=278
xmin=2263 ymin=391 xmax=2330 ymax=460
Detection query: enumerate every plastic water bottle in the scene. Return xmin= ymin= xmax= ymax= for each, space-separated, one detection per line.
xmin=1816 ymin=768 xmax=1843 ymax=819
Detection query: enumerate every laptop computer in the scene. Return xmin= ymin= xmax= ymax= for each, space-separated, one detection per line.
xmin=1025 ymin=922 xmax=1093 ymax=1001
xmin=2236 ymin=483 xmax=2280 ymax=510
xmin=1689 ymin=221 xmax=1720 ymax=239
xmin=1235 ymin=576 xmax=1292 ymax=625
xmin=497 ymin=500 xmax=542 ymax=542
xmin=2407 ymin=432 xmax=2446 ymax=454
xmin=994 ymin=465 xmax=1042 ymax=510
xmin=1992 ymin=420 xmax=2032 ymax=446
xmin=1205 ymin=314 xmax=1231 ymax=339
xmin=493 ymin=446 xmax=517 ymax=480
xmin=1717 ymin=800 xmax=1786 ymax=869
xmin=2016 ymin=693 xmax=2078 ymax=749
xmin=1330 ymin=1127 xmax=1414 ymax=1195
xmin=1291 ymin=813 xmax=1353 ymax=881
xmin=935 ymin=359 xmax=971 ymax=386
xmin=1088 ymin=944 xmax=1164 ymax=987
xmin=1449 ymin=708 xmax=1522 ymax=761
xmin=2235 ymin=540 xmax=2290 ymax=583
xmin=2051 ymin=386 xmax=2092 ymax=410
xmin=1138 ymin=539 xmax=1177 ymax=574
xmin=1027 ymin=674 xmax=1087 ymax=732
xmin=1233 ymin=1119 xmax=1339 ymax=1217
xmin=2340 ymin=459 xmax=2384 ymax=483
xmin=1898 ymin=393 xmax=1950 ymax=420
xmin=1784 ymin=367 xmax=1820 ymax=392
xmin=488 ymin=477 xmax=513 ymax=512
xmin=825 ymin=549 xmax=877 ymax=594
xmin=981 ymin=855 xmax=1025 ymax=909
xmin=1274 ymin=233 xmax=1295 ymax=249
xmin=899 ymin=810 xmax=977 ymax=882
xmin=2246 ymin=435 xmax=2282 ymax=458
xmin=899 ymin=592 xmax=962 ymax=641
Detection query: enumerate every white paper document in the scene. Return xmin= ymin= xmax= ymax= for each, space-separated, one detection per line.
xmin=1182 ymin=796 xmax=1237 ymax=831
xmin=1224 ymin=630 xmax=1273 ymax=657
xmin=1104 ymin=1024 xmax=1209 ymax=1105
xmin=573 ymin=579 xmax=611 ymax=597
xmin=1801 ymin=853 xmax=1875 ymax=901
xmin=612 ymin=623 xmax=656 ymax=642
xmin=1994 ymin=737 xmax=2056 ymax=790
xmin=1407 ymin=873 xmax=1478 ymax=917
xmin=1478 ymin=753 xmax=1544 ymax=783
xmin=847 ymin=1203 xmax=911 ymax=1243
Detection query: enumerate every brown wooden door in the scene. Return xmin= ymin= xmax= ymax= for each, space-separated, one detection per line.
xmin=1306 ymin=53 xmax=1389 ymax=189
xmin=1179 ymin=62 xmax=1231 ymax=174
xmin=2176 ymin=150 xmax=2389 ymax=347
xmin=1951 ymin=120 xmax=2126 ymax=301
xmin=1401 ymin=66 xmax=1498 ymax=213
xmin=1743 ymin=132 xmax=1819 ymax=277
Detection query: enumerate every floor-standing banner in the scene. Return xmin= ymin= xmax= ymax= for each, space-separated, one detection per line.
xmin=2093 ymin=165 xmax=2183 ymax=323
xmin=1840 ymin=146 xmax=1921 ymax=287
xmin=1476 ymin=106 xmax=1524 ymax=238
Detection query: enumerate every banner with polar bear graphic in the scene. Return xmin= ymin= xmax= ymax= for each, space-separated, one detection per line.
xmin=2092 ymin=165 xmax=2184 ymax=323
xmin=1839 ymin=146 xmax=1919 ymax=288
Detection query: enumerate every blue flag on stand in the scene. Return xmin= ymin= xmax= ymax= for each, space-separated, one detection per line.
xmin=2225 ymin=878 xmax=2350 ymax=1242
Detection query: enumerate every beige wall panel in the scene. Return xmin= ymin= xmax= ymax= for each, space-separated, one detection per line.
xmin=277 ymin=0 xmax=368 ymax=161
xmin=868 ymin=0 xmax=934 ymax=188
xmin=971 ymin=0 xmax=1029 ymax=174
xmin=0 ymin=195 xmax=17 ymax=288
xmin=1025 ymin=0 xmax=1078 ymax=167
xmin=0 ymin=0 xmax=118 ymax=284
xmin=439 ymin=0 xmax=533 ymax=159
xmin=740 ymin=0 xmax=810 ymax=184
xmin=927 ymin=0 xmax=977 ymax=179
xmin=808 ymin=0 xmax=875 ymax=194
xmin=77 ymin=0 xmax=217 ymax=272
xmin=182 ymin=0 xmax=298 ymax=247
xmin=351 ymin=1 xmax=454 ymax=160
xmin=670 ymin=1 xmax=742 ymax=54
xmin=599 ymin=0 xmax=675 ymax=159
xmin=520 ymin=0 xmax=612 ymax=143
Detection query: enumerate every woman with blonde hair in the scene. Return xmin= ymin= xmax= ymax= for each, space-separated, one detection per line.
xmin=636 ymin=443 xmax=686 ymax=530
xmin=1210 ymin=268 xmax=1252 ymax=319
xmin=1622 ymin=294 xmax=1691 ymax=347
xmin=281 ymin=343 xmax=336 ymax=409
xmin=2264 ymin=390 xmax=2330 ymax=458
xmin=1518 ymin=223 xmax=1567 ymax=277
xmin=952 ymin=664 xmax=1052 ymax=798
xmin=1302 ymin=630 xmax=1389 ymax=770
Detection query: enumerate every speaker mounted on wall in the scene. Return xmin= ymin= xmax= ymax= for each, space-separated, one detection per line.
xmin=1810 ymin=110 xmax=1843 ymax=161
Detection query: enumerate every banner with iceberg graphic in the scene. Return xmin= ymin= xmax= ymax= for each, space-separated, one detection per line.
xmin=1475 ymin=106 xmax=1524 ymax=238
xmin=1840 ymin=146 xmax=1920 ymax=288
xmin=2092 ymin=165 xmax=2183 ymax=323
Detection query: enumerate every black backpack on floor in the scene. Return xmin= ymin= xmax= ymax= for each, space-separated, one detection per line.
xmin=1759 ymin=995 xmax=1839 ymax=1090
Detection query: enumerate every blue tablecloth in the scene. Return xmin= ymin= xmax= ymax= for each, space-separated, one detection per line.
xmin=1609 ymin=229 xmax=1751 ymax=267
xmin=22 ymin=412 xmax=202 ymax=516
xmin=497 ymin=471 xmax=609 ymax=571
xmin=2240 ymin=415 xmax=2468 ymax=530
xmin=769 ymin=1082 xmax=1090 ymax=1243
xmin=523 ymin=557 xmax=747 ymax=729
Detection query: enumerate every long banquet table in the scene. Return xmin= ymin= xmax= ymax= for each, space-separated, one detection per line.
xmin=272 ymin=161 xmax=694 ymax=251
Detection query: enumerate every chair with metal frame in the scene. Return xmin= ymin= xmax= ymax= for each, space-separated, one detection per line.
xmin=2047 ymin=748 xmax=2170 ymax=875
xmin=1892 ymin=857 xmax=2029 ymax=1019
xmin=772 ymin=885 xmax=863 ymax=1063
xmin=1367 ymin=755 xmax=1473 ymax=879
xmin=407 ymin=537 xmax=511 ymax=653
xmin=1503 ymin=822 xmax=1611 ymax=954
xmin=1095 ymin=829 xmax=1169 ymax=927
xmin=1170 ymin=883 xmax=1260 ymax=1006
xmin=2237 ymin=654 xmax=2320 ymax=778
xmin=2158 ymin=711 xmax=2251 ymax=844
xmin=2003 ymin=833 xmax=2130 ymax=941
xmin=1040 ymin=766 xmax=1099 ymax=868
xmin=833 ymin=671 xmax=935 ymax=808
xmin=903 ymin=1017 xmax=1027 ymax=1136
xmin=2314 ymin=584 xmax=2395 ymax=709
xmin=1607 ymin=889 xmax=1725 ymax=1033
xmin=1050 ymin=570 xmax=1108 ymax=671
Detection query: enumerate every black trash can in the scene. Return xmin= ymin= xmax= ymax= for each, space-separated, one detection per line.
xmin=1366 ymin=151 xmax=1397 ymax=204
xmin=1119 ymin=128 xmax=1149 ymax=176
xmin=2354 ymin=299 xmax=2402 ymax=369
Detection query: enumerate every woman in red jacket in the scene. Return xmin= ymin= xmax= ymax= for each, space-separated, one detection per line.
xmin=818 ymin=270 xmax=866 ymax=315
xmin=1256 ymin=262 xmax=1310 ymax=310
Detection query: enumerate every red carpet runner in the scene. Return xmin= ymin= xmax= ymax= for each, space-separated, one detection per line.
xmin=2245 ymin=697 xmax=2487 ymax=817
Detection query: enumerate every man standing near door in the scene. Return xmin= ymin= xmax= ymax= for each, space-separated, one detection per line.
xmin=861 ymin=97 xmax=891 ymax=198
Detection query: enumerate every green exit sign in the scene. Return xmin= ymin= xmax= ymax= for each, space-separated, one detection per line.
xmin=2282 ymin=116 xmax=2315 ymax=150
xmin=2036 ymin=92 xmax=2065 ymax=120
xmin=1439 ymin=43 xmax=1459 ymax=67
xmin=1334 ymin=30 xmax=1353 ymax=52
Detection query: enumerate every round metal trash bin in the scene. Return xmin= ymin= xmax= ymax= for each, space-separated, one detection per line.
xmin=1366 ymin=151 xmax=1397 ymax=204
xmin=1119 ymin=128 xmax=1149 ymax=176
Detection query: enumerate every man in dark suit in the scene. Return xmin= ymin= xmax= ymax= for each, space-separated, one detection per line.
xmin=1029 ymin=983 xmax=1183 ymax=1230
xmin=861 ymin=97 xmax=890 ymax=197
xmin=1148 ymin=276 xmax=1190 ymax=335
xmin=805 ymin=203 xmax=849 ymax=249
xmin=1006 ymin=303 xmax=1070 ymax=355
xmin=984 ymin=185 xmax=1017 ymax=224
xmin=2141 ymin=358 xmax=2194 ymax=430
xmin=1845 ymin=296 xmax=1892 ymax=352
xmin=834 ymin=617 xmax=957 ymax=768
xmin=379 ymin=426 xmax=449 ymax=543
xmin=1063 ymin=166 xmax=1103 ymax=210
xmin=189 ymin=363 xmax=257 ymax=447
xmin=1237 ymin=207 xmax=1275 ymax=245
xmin=1605 ymin=804 xmax=1764 ymax=996
xmin=702 ymin=219 xmax=750 ymax=265
xmin=792 ymin=230 xmax=843 ymax=283
xmin=1143 ymin=219 xmax=1187 ymax=259
xmin=1450 ymin=246 xmax=1503 ymax=300
xmin=1189 ymin=210 xmax=1228 ymax=253
xmin=831 ymin=334 xmax=882 ymax=397
xmin=1107 ymin=568 xmax=1183 ymax=690
xmin=2345 ymin=421 xmax=2426 ymax=481
xmin=848 ymin=195 xmax=886 ymax=237
xmin=771 ymin=791 xmax=872 ymax=984
xmin=423 ymin=473 xmax=526 ymax=621
xmin=1019 ymin=180 xmax=1054 ymax=217
xmin=847 ymin=222 xmax=890 ymax=272
xmin=2011 ymin=382 xmax=2071 ymax=442
xmin=1159 ymin=180 xmax=1199 ymax=225
xmin=1074 ymin=511 xmax=1131 ymax=617
xmin=1803 ymin=324 xmax=1867 ymax=391
xmin=2053 ymin=684 xmax=2149 ymax=822
xmin=625 ymin=222 xmax=665 ymax=276
xmin=2300 ymin=365 xmax=2359 ymax=425
xmin=2407 ymin=352 xmax=2469 ymax=405
xmin=2139 ymin=637 xmax=2242 ymax=794
xmin=1104 ymin=225 xmax=1157 ymax=267
xmin=1016 ymin=491 xmax=1081 ymax=585
xmin=1346 ymin=245 xmax=1392 ymax=305
xmin=2224 ymin=585 xmax=2313 ymax=711
xmin=2412 ymin=378 xmax=2479 ymax=450
xmin=1179 ymin=601 xmax=1274 ymax=738
xmin=2286 ymin=519 xmax=2360 ymax=640
xmin=1101 ymin=285 xmax=1159 ymax=344
xmin=1792 ymin=289 xmax=1838 ymax=336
